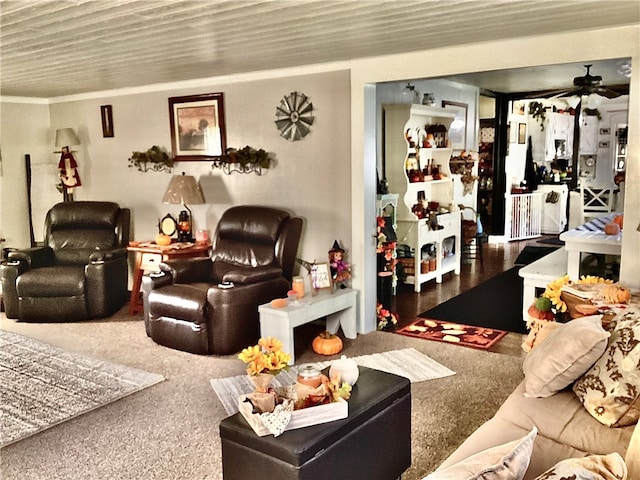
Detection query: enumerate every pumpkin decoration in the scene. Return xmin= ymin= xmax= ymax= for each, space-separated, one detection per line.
xmin=312 ymin=331 xmax=343 ymax=356
xmin=155 ymin=233 xmax=172 ymax=246
xmin=603 ymin=222 xmax=620 ymax=236
xmin=613 ymin=214 xmax=624 ymax=230
xmin=602 ymin=284 xmax=631 ymax=304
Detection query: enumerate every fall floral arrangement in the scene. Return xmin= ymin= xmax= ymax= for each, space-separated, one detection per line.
xmin=238 ymin=337 xmax=291 ymax=376
xmin=377 ymin=303 xmax=398 ymax=331
xmin=527 ymin=275 xmax=613 ymax=325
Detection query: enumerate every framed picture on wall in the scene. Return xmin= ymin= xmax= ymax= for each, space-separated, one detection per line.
xmin=168 ymin=92 xmax=227 ymax=161
xmin=509 ymin=122 xmax=517 ymax=143
xmin=442 ymin=100 xmax=468 ymax=151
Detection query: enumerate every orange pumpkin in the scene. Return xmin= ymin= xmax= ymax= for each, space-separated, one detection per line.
xmin=613 ymin=214 xmax=624 ymax=230
xmin=604 ymin=222 xmax=620 ymax=236
xmin=312 ymin=331 xmax=343 ymax=356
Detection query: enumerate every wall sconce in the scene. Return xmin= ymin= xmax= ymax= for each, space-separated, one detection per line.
xmin=402 ymin=82 xmax=419 ymax=103
xmin=162 ymin=172 xmax=205 ymax=242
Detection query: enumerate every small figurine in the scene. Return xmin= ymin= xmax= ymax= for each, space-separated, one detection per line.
xmin=328 ymin=240 xmax=351 ymax=289
xmin=58 ymin=147 xmax=81 ymax=201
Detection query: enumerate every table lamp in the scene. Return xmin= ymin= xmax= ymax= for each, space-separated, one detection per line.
xmin=162 ymin=172 xmax=205 ymax=242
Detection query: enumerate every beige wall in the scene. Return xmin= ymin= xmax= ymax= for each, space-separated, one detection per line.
xmin=2 ymin=71 xmax=353 ymax=278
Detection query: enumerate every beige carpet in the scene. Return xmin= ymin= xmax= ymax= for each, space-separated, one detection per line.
xmin=0 ymin=305 xmax=525 ymax=480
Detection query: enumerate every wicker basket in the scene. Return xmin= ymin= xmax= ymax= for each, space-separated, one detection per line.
xmin=461 ymin=206 xmax=478 ymax=244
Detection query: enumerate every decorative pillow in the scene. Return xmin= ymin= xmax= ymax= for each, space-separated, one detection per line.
xmin=573 ymin=312 xmax=640 ymax=427
xmin=533 ymin=452 xmax=627 ymax=480
xmin=423 ymin=427 xmax=536 ymax=480
xmin=523 ymin=316 xmax=609 ymax=398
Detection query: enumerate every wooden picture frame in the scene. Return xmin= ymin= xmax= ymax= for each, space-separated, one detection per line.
xmin=101 ymin=105 xmax=114 ymax=137
xmin=509 ymin=122 xmax=517 ymax=143
xmin=518 ymin=123 xmax=527 ymax=144
xmin=168 ymin=93 xmax=226 ymax=161
xmin=442 ymin=101 xmax=467 ymax=151
xmin=311 ymin=263 xmax=332 ymax=291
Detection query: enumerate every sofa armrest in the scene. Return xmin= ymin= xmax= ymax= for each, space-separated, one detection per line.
xmin=222 ymin=266 xmax=283 ymax=285
xmin=626 ymin=421 xmax=640 ymax=480
xmin=8 ymin=246 xmax=54 ymax=268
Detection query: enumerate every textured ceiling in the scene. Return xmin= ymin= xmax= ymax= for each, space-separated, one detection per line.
xmin=1 ymin=0 xmax=638 ymax=99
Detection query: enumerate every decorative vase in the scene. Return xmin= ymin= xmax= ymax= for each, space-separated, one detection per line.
xmin=249 ymin=372 xmax=275 ymax=393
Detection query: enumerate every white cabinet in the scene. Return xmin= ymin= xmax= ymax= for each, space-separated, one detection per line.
xmin=579 ymin=115 xmax=598 ymax=155
xmin=383 ymin=104 xmax=461 ymax=292
xmin=536 ymin=184 xmax=568 ymax=234
xmin=544 ymin=112 xmax=574 ymax=162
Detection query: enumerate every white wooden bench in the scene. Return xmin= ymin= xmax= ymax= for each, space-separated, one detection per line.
xmin=518 ymin=248 xmax=568 ymax=323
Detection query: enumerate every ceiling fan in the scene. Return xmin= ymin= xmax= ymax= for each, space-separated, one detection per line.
xmin=524 ymin=64 xmax=627 ymax=101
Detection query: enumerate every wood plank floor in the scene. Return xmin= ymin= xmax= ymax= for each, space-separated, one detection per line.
xmin=392 ymin=236 xmax=554 ymax=329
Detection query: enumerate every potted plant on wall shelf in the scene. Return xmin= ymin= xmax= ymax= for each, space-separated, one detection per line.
xmin=128 ymin=145 xmax=173 ymax=173
xmin=212 ymin=145 xmax=273 ymax=175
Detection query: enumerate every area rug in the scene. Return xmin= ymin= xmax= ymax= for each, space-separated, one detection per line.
xmin=0 ymin=330 xmax=165 ymax=447
xmin=420 ymin=266 xmax=528 ymax=334
xmin=210 ymin=347 xmax=455 ymax=416
xmin=514 ymin=245 xmax=559 ymax=266
xmin=537 ymin=236 xmax=565 ymax=246
xmin=396 ymin=318 xmax=508 ymax=350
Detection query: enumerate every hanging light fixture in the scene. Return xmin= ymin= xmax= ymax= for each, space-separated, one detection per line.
xmin=565 ymin=96 xmax=581 ymax=109
xmin=586 ymin=93 xmax=603 ymax=109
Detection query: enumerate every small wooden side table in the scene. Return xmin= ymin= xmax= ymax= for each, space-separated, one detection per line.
xmin=127 ymin=241 xmax=211 ymax=315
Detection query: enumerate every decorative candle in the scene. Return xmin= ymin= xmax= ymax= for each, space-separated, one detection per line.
xmin=292 ymin=276 xmax=305 ymax=298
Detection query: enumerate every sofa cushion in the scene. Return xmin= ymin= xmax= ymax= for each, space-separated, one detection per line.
xmin=523 ymin=315 xmax=609 ymax=398
xmin=573 ymin=311 xmax=640 ymax=427
xmin=425 ymin=427 xmax=536 ymax=480
xmin=533 ymin=452 xmax=627 ymax=480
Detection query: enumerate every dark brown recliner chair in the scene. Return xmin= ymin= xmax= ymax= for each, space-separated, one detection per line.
xmin=142 ymin=206 xmax=303 ymax=355
xmin=0 ymin=201 xmax=130 ymax=322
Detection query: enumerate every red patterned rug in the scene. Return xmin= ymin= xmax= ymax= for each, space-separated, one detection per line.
xmin=396 ymin=318 xmax=509 ymax=350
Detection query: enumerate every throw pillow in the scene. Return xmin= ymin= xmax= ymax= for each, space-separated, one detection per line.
xmin=523 ymin=315 xmax=609 ymax=398
xmin=423 ymin=427 xmax=536 ymax=480
xmin=573 ymin=311 xmax=640 ymax=427
xmin=533 ymin=452 xmax=627 ymax=480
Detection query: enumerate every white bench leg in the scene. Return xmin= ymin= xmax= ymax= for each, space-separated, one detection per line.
xmin=260 ymin=314 xmax=296 ymax=365
xmin=326 ymin=304 xmax=357 ymax=339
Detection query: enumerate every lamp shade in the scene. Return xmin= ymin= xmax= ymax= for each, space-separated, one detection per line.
xmin=162 ymin=172 xmax=205 ymax=205
xmin=55 ymin=128 xmax=80 ymax=148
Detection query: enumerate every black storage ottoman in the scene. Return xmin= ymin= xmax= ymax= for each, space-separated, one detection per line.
xmin=219 ymin=366 xmax=411 ymax=480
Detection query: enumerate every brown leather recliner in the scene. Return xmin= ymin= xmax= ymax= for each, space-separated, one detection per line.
xmin=142 ymin=206 xmax=303 ymax=355
xmin=0 ymin=201 xmax=131 ymax=322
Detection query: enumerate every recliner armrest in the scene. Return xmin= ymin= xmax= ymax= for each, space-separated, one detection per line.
xmin=89 ymin=248 xmax=127 ymax=264
xmin=222 ymin=266 xmax=283 ymax=285
xmin=159 ymin=257 xmax=212 ymax=284
xmin=8 ymin=246 xmax=54 ymax=268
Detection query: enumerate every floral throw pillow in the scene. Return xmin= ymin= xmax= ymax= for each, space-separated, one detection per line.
xmin=573 ymin=312 xmax=640 ymax=427
xmin=533 ymin=452 xmax=627 ymax=480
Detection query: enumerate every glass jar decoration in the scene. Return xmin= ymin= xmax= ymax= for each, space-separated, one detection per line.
xmin=295 ymin=364 xmax=325 ymax=401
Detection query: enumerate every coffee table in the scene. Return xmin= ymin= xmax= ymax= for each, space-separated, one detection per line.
xmin=219 ymin=366 xmax=411 ymax=480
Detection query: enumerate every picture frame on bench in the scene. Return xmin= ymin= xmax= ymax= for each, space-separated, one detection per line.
xmin=311 ymin=263 xmax=332 ymax=292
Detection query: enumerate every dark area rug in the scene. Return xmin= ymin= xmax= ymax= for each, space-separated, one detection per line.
xmin=514 ymin=245 xmax=558 ymax=266
xmin=419 ymin=266 xmax=528 ymax=334
xmin=396 ymin=318 xmax=508 ymax=350
xmin=537 ymin=236 xmax=565 ymax=246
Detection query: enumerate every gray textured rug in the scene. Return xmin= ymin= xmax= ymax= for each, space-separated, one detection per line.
xmin=211 ymin=348 xmax=456 ymax=415
xmin=0 ymin=330 xmax=164 ymax=447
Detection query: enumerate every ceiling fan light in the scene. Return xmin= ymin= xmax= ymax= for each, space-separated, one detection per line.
xmin=566 ymin=96 xmax=581 ymax=109
xmin=587 ymin=93 xmax=603 ymax=109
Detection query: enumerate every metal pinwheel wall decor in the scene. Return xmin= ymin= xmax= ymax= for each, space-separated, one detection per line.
xmin=275 ymin=91 xmax=314 ymax=141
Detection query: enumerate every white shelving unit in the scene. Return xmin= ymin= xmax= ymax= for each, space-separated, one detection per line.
xmin=383 ymin=104 xmax=462 ymax=292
